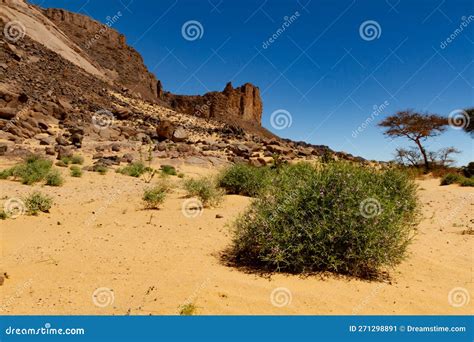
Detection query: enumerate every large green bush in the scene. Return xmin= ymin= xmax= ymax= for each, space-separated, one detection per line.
xmin=3 ymin=155 xmax=53 ymax=185
xmin=219 ymin=163 xmax=272 ymax=197
xmin=229 ymin=162 xmax=419 ymax=278
xmin=184 ymin=176 xmax=223 ymax=207
xmin=440 ymin=173 xmax=462 ymax=185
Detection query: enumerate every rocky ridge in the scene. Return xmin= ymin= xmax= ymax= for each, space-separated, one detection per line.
xmin=0 ymin=0 xmax=367 ymax=167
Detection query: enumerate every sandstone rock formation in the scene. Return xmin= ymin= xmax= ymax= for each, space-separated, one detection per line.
xmin=160 ymin=82 xmax=263 ymax=126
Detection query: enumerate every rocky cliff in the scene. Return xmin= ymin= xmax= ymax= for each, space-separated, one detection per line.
xmin=161 ymin=82 xmax=262 ymax=125
xmin=40 ymin=5 xmax=263 ymax=126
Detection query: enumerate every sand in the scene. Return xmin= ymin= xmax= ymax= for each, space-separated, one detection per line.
xmin=0 ymin=164 xmax=472 ymax=315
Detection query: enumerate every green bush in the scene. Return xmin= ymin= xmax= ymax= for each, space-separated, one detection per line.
xmin=184 ymin=177 xmax=224 ymax=207
xmin=460 ymin=177 xmax=474 ymax=187
xmin=440 ymin=173 xmax=462 ymax=186
xmin=45 ymin=170 xmax=64 ymax=186
xmin=0 ymin=168 xmax=13 ymax=179
xmin=70 ymin=165 xmax=83 ymax=178
xmin=161 ymin=165 xmax=177 ymax=176
xmin=93 ymin=164 xmax=108 ymax=175
xmin=71 ymin=155 xmax=84 ymax=165
xmin=219 ymin=163 xmax=272 ymax=197
xmin=24 ymin=191 xmax=53 ymax=215
xmin=229 ymin=162 xmax=419 ymax=278
xmin=117 ymin=162 xmax=151 ymax=177
xmin=9 ymin=155 xmax=52 ymax=185
xmin=143 ymin=181 xmax=170 ymax=209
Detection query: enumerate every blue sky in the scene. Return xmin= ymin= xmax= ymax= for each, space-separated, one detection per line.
xmin=31 ymin=0 xmax=473 ymax=165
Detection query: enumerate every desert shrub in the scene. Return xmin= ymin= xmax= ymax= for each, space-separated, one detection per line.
xmin=24 ymin=191 xmax=53 ymax=215
xmin=0 ymin=168 xmax=13 ymax=179
xmin=55 ymin=160 xmax=69 ymax=168
xmin=9 ymin=155 xmax=52 ymax=185
xmin=179 ymin=303 xmax=197 ymax=315
xmin=460 ymin=177 xmax=474 ymax=187
xmin=229 ymin=161 xmax=419 ymax=278
xmin=142 ymin=180 xmax=170 ymax=209
xmin=93 ymin=164 xmax=108 ymax=175
xmin=117 ymin=162 xmax=151 ymax=177
xmin=161 ymin=165 xmax=177 ymax=176
xmin=70 ymin=165 xmax=83 ymax=178
xmin=71 ymin=155 xmax=84 ymax=165
xmin=0 ymin=210 xmax=7 ymax=220
xmin=184 ymin=177 xmax=223 ymax=207
xmin=219 ymin=163 xmax=272 ymax=197
xmin=45 ymin=170 xmax=64 ymax=186
xmin=440 ymin=173 xmax=462 ymax=186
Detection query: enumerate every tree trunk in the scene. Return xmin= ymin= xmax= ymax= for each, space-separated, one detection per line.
xmin=415 ymin=139 xmax=430 ymax=172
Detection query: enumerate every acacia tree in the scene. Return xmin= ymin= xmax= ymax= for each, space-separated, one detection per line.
xmin=463 ymin=108 xmax=473 ymax=136
xmin=378 ymin=110 xmax=448 ymax=171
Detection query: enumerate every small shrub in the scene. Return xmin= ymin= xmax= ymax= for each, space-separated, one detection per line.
xmin=229 ymin=162 xmax=419 ymax=278
xmin=440 ymin=173 xmax=462 ymax=186
xmin=70 ymin=165 xmax=83 ymax=178
xmin=161 ymin=165 xmax=177 ymax=176
xmin=45 ymin=170 xmax=64 ymax=186
xmin=59 ymin=156 xmax=73 ymax=165
xmin=71 ymin=155 xmax=84 ymax=165
xmin=55 ymin=160 xmax=69 ymax=168
xmin=143 ymin=180 xmax=170 ymax=209
xmin=10 ymin=155 xmax=52 ymax=185
xmin=93 ymin=164 xmax=108 ymax=175
xmin=460 ymin=177 xmax=474 ymax=187
xmin=219 ymin=163 xmax=272 ymax=197
xmin=177 ymin=172 xmax=185 ymax=179
xmin=117 ymin=162 xmax=151 ymax=178
xmin=0 ymin=210 xmax=7 ymax=220
xmin=179 ymin=303 xmax=197 ymax=315
xmin=0 ymin=168 xmax=13 ymax=179
xmin=24 ymin=191 xmax=53 ymax=215
xmin=184 ymin=177 xmax=223 ymax=207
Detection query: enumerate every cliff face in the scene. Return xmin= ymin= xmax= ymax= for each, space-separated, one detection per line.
xmin=42 ymin=8 xmax=159 ymax=102
xmin=161 ymin=82 xmax=262 ymax=126
xmin=0 ymin=0 xmax=263 ymax=128
xmin=41 ymin=6 xmax=262 ymax=126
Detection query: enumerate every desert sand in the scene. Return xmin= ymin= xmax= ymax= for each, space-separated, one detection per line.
xmin=0 ymin=162 xmax=472 ymax=315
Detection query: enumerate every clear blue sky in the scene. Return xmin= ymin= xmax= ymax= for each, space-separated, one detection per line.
xmin=31 ymin=0 xmax=473 ymax=165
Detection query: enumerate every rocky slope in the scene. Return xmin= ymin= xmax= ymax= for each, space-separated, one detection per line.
xmin=0 ymin=0 xmax=365 ymax=166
